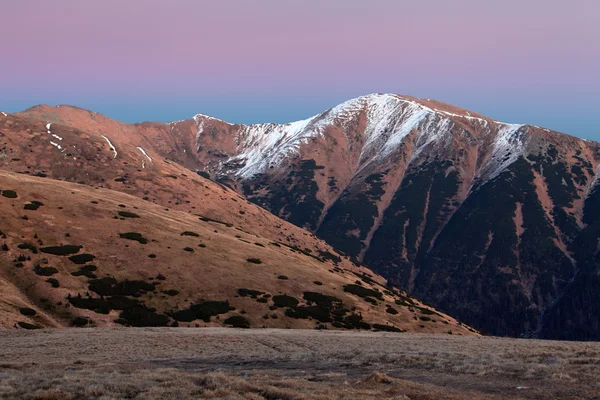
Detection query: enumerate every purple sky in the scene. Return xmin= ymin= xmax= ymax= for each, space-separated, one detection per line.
xmin=1 ymin=0 xmax=598 ymax=139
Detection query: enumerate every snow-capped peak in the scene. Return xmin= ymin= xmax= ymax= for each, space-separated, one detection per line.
xmin=192 ymin=93 xmax=530 ymax=179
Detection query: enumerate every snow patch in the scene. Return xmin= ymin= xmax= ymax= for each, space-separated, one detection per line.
xmin=1 ymin=112 xmax=7 ymax=117
xmin=46 ymin=123 xmax=52 ymax=134
xmin=479 ymin=124 xmax=527 ymax=181
xmin=50 ymin=141 xmax=64 ymax=151
xmin=51 ymin=134 xmax=63 ymax=141
xmin=101 ymin=135 xmax=118 ymax=159
xmin=136 ymin=146 xmax=152 ymax=162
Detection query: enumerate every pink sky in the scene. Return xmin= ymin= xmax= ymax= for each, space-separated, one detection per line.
xmin=1 ymin=0 xmax=598 ymax=138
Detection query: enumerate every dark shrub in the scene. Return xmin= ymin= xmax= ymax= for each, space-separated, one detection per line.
xmin=1 ymin=190 xmax=17 ymax=198
xmin=163 ymin=289 xmax=179 ymax=296
xmin=247 ymin=258 xmax=262 ymax=264
xmin=88 ymin=277 xmax=156 ymax=297
xmin=386 ymin=306 xmax=399 ymax=315
xmin=373 ymin=324 xmax=403 ymax=333
xmin=272 ymin=294 xmax=299 ymax=308
xmin=40 ymin=245 xmax=82 ymax=256
xmin=19 ymin=308 xmax=36 ymax=316
xmin=118 ymin=211 xmax=140 ymax=218
xmin=170 ymin=301 xmax=234 ymax=322
xmin=68 ymin=253 xmax=96 ymax=264
xmin=17 ymin=243 xmax=37 ymax=253
xmin=156 ymin=273 xmax=166 ymax=281
xmin=119 ymin=232 xmax=148 ymax=244
xmin=343 ymin=284 xmax=383 ymax=300
xmin=181 ymin=231 xmax=200 ymax=237
xmin=34 ymin=265 xmax=58 ymax=276
xmin=313 ymin=281 xmax=323 ymax=286
xmin=70 ymin=317 xmax=92 ymax=327
xmin=17 ymin=322 xmax=39 ymax=329
xmin=148 ymin=254 xmax=157 ymax=258
xmin=285 ymin=306 xmax=331 ymax=322
xmin=343 ymin=313 xmax=371 ymax=330
xmin=117 ymin=305 xmax=169 ymax=327
xmin=224 ymin=315 xmax=250 ymax=328
xmin=24 ymin=203 xmax=40 ymax=210
xmin=237 ymin=288 xmax=265 ymax=298
xmin=198 ymin=244 xmax=206 ymax=248
xmin=183 ymin=247 xmax=194 ymax=252
xmin=46 ymin=278 xmax=60 ymax=288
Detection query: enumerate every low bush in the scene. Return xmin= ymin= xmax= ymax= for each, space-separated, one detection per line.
xmin=247 ymin=258 xmax=262 ymax=264
xmin=68 ymin=253 xmax=96 ymax=264
xmin=119 ymin=232 xmax=148 ymax=244
xmin=34 ymin=265 xmax=58 ymax=276
xmin=224 ymin=315 xmax=250 ymax=328
xmin=40 ymin=245 xmax=82 ymax=256
xmin=118 ymin=211 xmax=140 ymax=218
xmin=272 ymin=294 xmax=299 ymax=308
xmin=19 ymin=308 xmax=36 ymax=316
xmin=1 ymin=190 xmax=17 ymax=198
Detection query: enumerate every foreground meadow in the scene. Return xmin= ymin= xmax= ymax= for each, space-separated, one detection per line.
xmin=0 ymin=328 xmax=599 ymax=399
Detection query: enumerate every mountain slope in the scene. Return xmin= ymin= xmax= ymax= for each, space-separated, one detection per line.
xmin=8 ymin=94 xmax=600 ymax=340
xmin=0 ymin=170 xmax=476 ymax=334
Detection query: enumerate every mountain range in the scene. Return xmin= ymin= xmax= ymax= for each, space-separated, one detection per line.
xmin=2 ymin=93 xmax=599 ymax=340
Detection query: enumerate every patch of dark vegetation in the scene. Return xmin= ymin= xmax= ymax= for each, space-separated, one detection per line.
xmin=183 ymin=247 xmax=194 ymax=252
xmin=181 ymin=231 xmax=200 ymax=237
xmin=34 ymin=265 xmax=58 ymax=276
xmin=196 ymin=171 xmax=211 ymax=179
xmin=343 ymin=284 xmax=383 ymax=300
xmin=313 ymin=281 xmax=323 ymax=286
xmin=406 ymin=157 xmax=575 ymax=337
xmin=70 ymin=317 xmax=92 ymax=327
xmin=148 ymin=254 xmax=157 ymax=258
xmin=317 ymin=250 xmax=342 ymax=264
xmin=119 ymin=232 xmax=148 ymax=244
xmin=247 ymin=258 xmax=262 ymax=264
xmin=19 ymin=308 xmax=36 ymax=316
xmin=17 ymin=243 xmax=38 ymax=253
xmin=23 ymin=203 xmax=40 ymax=210
xmin=88 ymin=277 xmax=156 ymax=297
xmin=373 ymin=324 xmax=403 ymax=333
xmin=237 ymin=288 xmax=265 ymax=299
xmin=1 ymin=190 xmax=17 ymax=198
xmin=68 ymin=294 xmax=169 ymax=327
xmin=118 ymin=211 xmax=140 ymax=218
xmin=224 ymin=315 xmax=250 ymax=328
xmin=318 ymin=172 xmax=389 ymax=257
xmin=170 ymin=301 xmax=235 ymax=322
xmin=17 ymin=322 xmax=39 ymax=330
xmin=46 ymin=278 xmax=60 ymax=288
xmin=242 ymin=160 xmax=325 ymax=230
xmin=40 ymin=245 xmax=82 ymax=256
xmin=386 ymin=306 xmax=399 ymax=315
xmin=199 ymin=216 xmax=233 ymax=227
xmin=272 ymin=294 xmax=299 ymax=308
xmin=68 ymin=253 xmax=96 ymax=264
xmin=277 ymin=275 xmax=288 ymax=280
xmin=71 ymin=264 xmax=98 ymax=278
xmin=162 ymin=289 xmax=179 ymax=296
xmin=284 ymin=292 xmax=353 ymax=325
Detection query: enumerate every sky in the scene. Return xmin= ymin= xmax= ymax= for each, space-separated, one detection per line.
xmin=1 ymin=0 xmax=598 ymax=139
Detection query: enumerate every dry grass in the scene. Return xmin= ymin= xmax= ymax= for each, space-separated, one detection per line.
xmin=0 ymin=328 xmax=599 ymax=399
